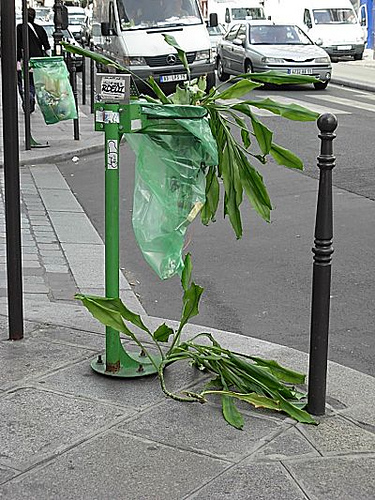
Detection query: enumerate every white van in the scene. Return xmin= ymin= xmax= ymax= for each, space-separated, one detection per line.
xmin=264 ymin=0 xmax=366 ymax=60
xmin=209 ymin=1 xmax=266 ymax=29
xmin=92 ymin=0 xmax=216 ymax=92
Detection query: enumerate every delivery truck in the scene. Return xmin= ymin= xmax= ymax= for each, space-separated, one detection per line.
xmin=264 ymin=0 xmax=366 ymax=59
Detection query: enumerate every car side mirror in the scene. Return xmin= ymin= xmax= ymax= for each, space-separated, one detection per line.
xmin=233 ymin=38 xmax=244 ymax=46
xmin=209 ymin=13 xmax=218 ymax=28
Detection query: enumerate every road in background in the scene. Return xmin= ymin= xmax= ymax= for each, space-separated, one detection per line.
xmin=57 ymin=83 xmax=375 ymax=376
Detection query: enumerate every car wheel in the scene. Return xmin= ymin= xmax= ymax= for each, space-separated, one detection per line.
xmin=217 ymin=57 xmax=229 ymax=82
xmin=245 ymin=60 xmax=253 ymax=74
xmin=354 ymin=52 xmax=364 ymax=60
xmin=314 ymin=81 xmax=329 ymax=90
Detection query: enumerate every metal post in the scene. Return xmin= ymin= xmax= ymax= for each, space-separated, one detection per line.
xmin=81 ymin=56 xmax=86 ymax=105
xmin=307 ymin=113 xmax=338 ymax=416
xmin=104 ymin=105 xmax=121 ymax=372
xmin=1 ymin=0 xmax=24 ymax=340
xmin=90 ymin=43 xmax=95 ymax=114
xmin=22 ymin=0 xmax=31 ymax=150
xmin=53 ymin=0 xmax=63 ymax=56
xmin=68 ymin=53 xmax=80 ymax=140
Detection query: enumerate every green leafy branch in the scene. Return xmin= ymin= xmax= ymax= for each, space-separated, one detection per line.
xmin=76 ymin=254 xmax=316 ymax=429
xmin=62 ymin=37 xmax=319 ymax=239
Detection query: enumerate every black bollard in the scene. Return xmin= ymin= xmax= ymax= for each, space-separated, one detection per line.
xmin=68 ymin=53 xmax=80 ymax=140
xmin=90 ymin=43 xmax=95 ymax=114
xmin=307 ymin=113 xmax=338 ymax=416
xmin=81 ymin=55 xmax=86 ymax=105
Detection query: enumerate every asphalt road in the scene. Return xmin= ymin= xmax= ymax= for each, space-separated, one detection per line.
xmin=57 ymin=82 xmax=375 ymax=377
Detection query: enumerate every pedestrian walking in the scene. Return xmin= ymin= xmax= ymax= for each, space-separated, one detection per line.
xmin=16 ymin=7 xmax=51 ymax=113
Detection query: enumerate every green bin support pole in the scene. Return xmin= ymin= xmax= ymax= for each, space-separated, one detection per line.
xmin=104 ymin=105 xmax=121 ymax=372
xmin=91 ymin=91 xmax=161 ymax=378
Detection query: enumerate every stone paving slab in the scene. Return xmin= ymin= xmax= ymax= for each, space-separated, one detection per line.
xmin=284 ymin=455 xmax=375 ymax=500
xmin=0 ymin=466 xmax=16 ymax=486
xmin=117 ymin=398 xmax=284 ymax=462
xmin=188 ymin=462 xmax=306 ymax=500
xmin=0 ymin=388 xmax=134 ymax=470
xmin=0 ymin=431 xmax=229 ymax=500
xmin=37 ymin=358 xmax=208 ymax=410
xmin=0 ymin=336 xmax=97 ymax=390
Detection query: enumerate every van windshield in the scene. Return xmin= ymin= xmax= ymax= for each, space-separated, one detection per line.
xmin=231 ymin=8 xmax=265 ymax=21
xmin=117 ymin=0 xmax=202 ymax=30
xmin=312 ymin=8 xmax=357 ymax=24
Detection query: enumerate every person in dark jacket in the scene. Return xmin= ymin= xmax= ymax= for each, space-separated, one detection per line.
xmin=16 ymin=7 xmax=50 ymax=113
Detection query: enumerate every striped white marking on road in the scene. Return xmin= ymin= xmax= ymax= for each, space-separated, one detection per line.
xmin=316 ymin=94 xmax=375 ymax=112
xmin=266 ymin=95 xmax=350 ymax=115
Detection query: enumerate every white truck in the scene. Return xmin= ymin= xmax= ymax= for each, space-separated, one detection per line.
xmin=201 ymin=0 xmax=266 ymax=27
xmin=92 ymin=0 xmax=216 ymax=92
xmin=263 ymin=0 xmax=366 ymax=60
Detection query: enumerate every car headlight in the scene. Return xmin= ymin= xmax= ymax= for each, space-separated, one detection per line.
xmin=261 ymin=56 xmax=285 ymax=64
xmin=123 ymin=56 xmax=146 ymax=66
xmin=195 ymin=50 xmax=210 ymax=61
xmin=314 ymin=56 xmax=330 ymax=63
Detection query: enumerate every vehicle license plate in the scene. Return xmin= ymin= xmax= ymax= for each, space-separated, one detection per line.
xmin=159 ymin=74 xmax=187 ymax=83
xmin=338 ymin=45 xmax=352 ymax=50
xmin=288 ymin=68 xmax=313 ymax=75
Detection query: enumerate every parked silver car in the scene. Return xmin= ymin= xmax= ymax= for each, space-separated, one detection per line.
xmin=217 ymin=22 xmax=332 ymax=90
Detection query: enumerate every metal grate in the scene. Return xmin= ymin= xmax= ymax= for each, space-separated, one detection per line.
xmin=145 ymin=52 xmax=196 ymax=67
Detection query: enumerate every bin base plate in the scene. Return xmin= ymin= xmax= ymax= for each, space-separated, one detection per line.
xmin=91 ymin=352 xmax=161 ymax=378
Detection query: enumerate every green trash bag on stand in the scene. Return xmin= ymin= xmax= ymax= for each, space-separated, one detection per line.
xmin=126 ymin=103 xmax=218 ymax=280
xmin=30 ymin=56 xmax=77 ymax=125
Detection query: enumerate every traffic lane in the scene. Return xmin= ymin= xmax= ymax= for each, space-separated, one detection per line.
xmin=57 ymin=126 xmax=375 ymax=377
xmin=247 ymin=85 xmax=375 ymax=200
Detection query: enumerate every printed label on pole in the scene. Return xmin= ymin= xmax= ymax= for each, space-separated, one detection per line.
xmin=107 ymin=140 xmax=118 ymax=169
xmin=96 ymin=74 xmax=131 ymax=103
xmin=95 ymin=110 xmax=120 ymax=123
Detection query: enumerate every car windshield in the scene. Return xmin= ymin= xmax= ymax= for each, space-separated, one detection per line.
xmin=43 ymin=25 xmax=72 ymax=40
xmin=249 ymin=25 xmax=312 ymax=45
xmin=117 ymin=0 xmax=201 ymax=30
xmin=69 ymin=15 xmax=86 ymax=25
xmin=232 ymin=8 xmax=264 ymax=20
xmin=312 ymin=8 xmax=357 ymax=24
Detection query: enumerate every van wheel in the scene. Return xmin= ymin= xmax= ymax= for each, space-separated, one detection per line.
xmin=314 ymin=81 xmax=329 ymax=90
xmin=354 ymin=52 xmax=364 ymax=60
xmin=245 ymin=60 xmax=253 ymax=74
xmin=217 ymin=57 xmax=229 ymax=82
xmin=206 ymin=72 xmax=216 ymax=92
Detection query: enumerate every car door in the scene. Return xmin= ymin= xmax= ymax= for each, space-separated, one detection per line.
xmin=231 ymin=23 xmax=247 ymax=74
xmin=219 ymin=24 xmax=240 ymax=72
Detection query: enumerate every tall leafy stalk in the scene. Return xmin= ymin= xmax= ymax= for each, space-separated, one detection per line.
xmin=64 ymin=39 xmax=319 ymax=429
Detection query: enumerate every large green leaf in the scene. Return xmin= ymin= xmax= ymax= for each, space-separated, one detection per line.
xmin=233 ymin=115 xmax=251 ymax=149
xmin=270 ymin=143 xmax=303 ymax=170
xmin=236 ymin=70 xmax=321 ymax=85
xmin=153 ymin=323 xmax=175 ymax=342
xmin=162 ymin=34 xmax=190 ymax=77
xmin=62 ymin=42 xmax=125 ymax=72
xmin=232 ymin=98 xmax=319 ymax=121
xmin=180 ymin=282 xmax=204 ymax=329
xmin=250 ymin=114 xmax=273 ymax=156
xmin=147 ymin=76 xmax=172 ymax=104
xmin=181 ymin=253 xmax=192 ymax=292
xmin=236 ymin=149 xmax=272 ymax=222
xmin=201 ymin=165 xmax=220 ymax=225
xmin=214 ymin=79 xmax=262 ymax=101
xmin=222 ymin=394 xmax=244 ymax=430
xmin=76 ymin=295 xmax=150 ymax=333
xmin=75 ymin=294 xmax=131 ymax=336
xmin=249 ymin=357 xmax=306 ymax=384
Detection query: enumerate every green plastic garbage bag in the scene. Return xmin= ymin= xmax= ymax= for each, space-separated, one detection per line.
xmin=126 ymin=103 xmax=218 ymax=280
xmin=29 ymin=56 xmax=77 ymax=125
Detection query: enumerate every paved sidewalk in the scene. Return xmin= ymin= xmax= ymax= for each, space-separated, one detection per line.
xmin=0 ymin=61 xmax=374 ymax=498
xmin=331 ymin=48 xmax=375 ymax=92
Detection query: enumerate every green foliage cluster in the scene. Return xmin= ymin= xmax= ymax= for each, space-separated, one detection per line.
xmin=63 ymin=38 xmax=320 ymax=428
